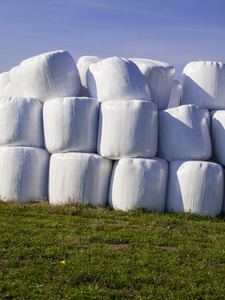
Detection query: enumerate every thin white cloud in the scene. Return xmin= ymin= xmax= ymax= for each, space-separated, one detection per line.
xmin=65 ymin=0 xmax=167 ymax=17
xmin=179 ymin=26 xmax=225 ymax=34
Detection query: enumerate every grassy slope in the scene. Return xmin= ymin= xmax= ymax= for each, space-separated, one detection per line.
xmin=1 ymin=201 xmax=225 ymax=299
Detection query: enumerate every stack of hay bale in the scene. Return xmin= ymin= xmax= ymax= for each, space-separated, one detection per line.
xmin=0 ymin=50 xmax=225 ymax=216
xmin=169 ymin=61 xmax=225 ymax=216
xmin=0 ymin=50 xmax=82 ymax=202
xmin=85 ymin=57 xmax=171 ymax=213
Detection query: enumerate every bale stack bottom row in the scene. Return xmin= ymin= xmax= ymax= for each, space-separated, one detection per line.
xmin=0 ymin=50 xmax=225 ymax=216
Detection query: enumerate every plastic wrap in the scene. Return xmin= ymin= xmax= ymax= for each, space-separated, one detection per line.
xmin=109 ymin=158 xmax=168 ymax=212
xmin=0 ymin=97 xmax=44 ymax=147
xmin=49 ymin=153 xmax=112 ymax=205
xmin=158 ymin=104 xmax=212 ymax=162
xmin=0 ymin=72 xmax=10 ymax=88
xmin=166 ymin=160 xmax=224 ymax=216
xmin=182 ymin=61 xmax=225 ymax=110
xmin=129 ymin=58 xmax=174 ymax=109
xmin=98 ymin=100 xmax=158 ymax=159
xmin=167 ymin=80 xmax=181 ymax=108
xmin=0 ymin=147 xmax=50 ymax=202
xmin=223 ymin=170 xmax=225 ymax=213
xmin=20 ymin=50 xmax=81 ymax=103
xmin=2 ymin=83 xmax=13 ymax=97
xmin=43 ymin=97 xmax=99 ymax=153
xmin=87 ymin=57 xmax=151 ymax=102
xmin=77 ymin=56 xmax=102 ymax=97
xmin=0 ymin=72 xmax=13 ymax=96
xmin=210 ymin=110 xmax=225 ymax=166
xmin=10 ymin=65 xmax=24 ymax=97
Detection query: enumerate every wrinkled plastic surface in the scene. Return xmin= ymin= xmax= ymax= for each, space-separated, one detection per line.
xmin=158 ymin=104 xmax=212 ymax=162
xmin=0 ymin=147 xmax=50 ymax=202
xmin=167 ymin=80 xmax=181 ymax=108
xmin=20 ymin=50 xmax=81 ymax=103
xmin=10 ymin=65 xmax=24 ymax=97
xmin=77 ymin=56 xmax=102 ymax=97
xmin=87 ymin=57 xmax=151 ymax=102
xmin=129 ymin=58 xmax=174 ymax=109
xmin=0 ymin=72 xmax=10 ymax=89
xmin=182 ymin=61 xmax=225 ymax=110
xmin=166 ymin=160 xmax=224 ymax=216
xmin=43 ymin=97 xmax=99 ymax=153
xmin=0 ymin=97 xmax=44 ymax=147
xmin=0 ymin=72 xmax=13 ymax=96
xmin=223 ymin=170 xmax=225 ymax=213
xmin=98 ymin=100 xmax=158 ymax=159
xmin=109 ymin=158 xmax=168 ymax=212
xmin=211 ymin=110 xmax=225 ymax=166
xmin=49 ymin=153 xmax=112 ymax=205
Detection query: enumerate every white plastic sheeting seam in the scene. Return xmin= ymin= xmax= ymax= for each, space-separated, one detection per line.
xmin=87 ymin=57 xmax=151 ymax=102
xmin=167 ymin=80 xmax=181 ymax=109
xmin=0 ymin=72 xmax=10 ymax=91
xmin=43 ymin=97 xmax=99 ymax=153
xmin=77 ymin=56 xmax=102 ymax=97
xmin=182 ymin=61 xmax=225 ymax=110
xmin=0 ymin=72 xmax=13 ymax=96
xmin=97 ymin=100 xmax=158 ymax=159
xmin=20 ymin=50 xmax=81 ymax=103
xmin=0 ymin=147 xmax=50 ymax=202
xmin=211 ymin=110 xmax=225 ymax=166
xmin=49 ymin=153 xmax=112 ymax=206
xmin=166 ymin=160 xmax=224 ymax=216
xmin=0 ymin=97 xmax=44 ymax=148
xmin=108 ymin=158 xmax=168 ymax=212
xmin=158 ymin=104 xmax=212 ymax=162
xmin=129 ymin=58 xmax=174 ymax=110
xmin=10 ymin=65 xmax=24 ymax=97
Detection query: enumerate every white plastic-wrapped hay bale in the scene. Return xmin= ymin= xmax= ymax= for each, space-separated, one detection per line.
xmin=0 ymin=97 xmax=44 ymax=147
xmin=129 ymin=58 xmax=174 ymax=109
xmin=87 ymin=57 xmax=151 ymax=102
xmin=20 ymin=50 xmax=81 ymax=103
xmin=77 ymin=56 xmax=102 ymax=97
xmin=43 ymin=97 xmax=99 ymax=153
xmin=223 ymin=170 xmax=225 ymax=213
xmin=182 ymin=61 xmax=225 ymax=110
xmin=49 ymin=153 xmax=112 ymax=205
xmin=210 ymin=110 xmax=225 ymax=166
xmin=2 ymin=83 xmax=12 ymax=97
xmin=0 ymin=147 xmax=50 ymax=202
xmin=166 ymin=160 xmax=224 ymax=216
xmin=0 ymin=72 xmax=13 ymax=96
xmin=109 ymin=158 xmax=168 ymax=212
xmin=158 ymin=104 xmax=212 ymax=162
xmin=98 ymin=100 xmax=158 ymax=159
xmin=0 ymin=72 xmax=10 ymax=90
xmin=167 ymin=80 xmax=181 ymax=108
xmin=10 ymin=65 xmax=24 ymax=97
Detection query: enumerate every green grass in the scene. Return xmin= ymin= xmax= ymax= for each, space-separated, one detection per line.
xmin=1 ymin=201 xmax=225 ymax=299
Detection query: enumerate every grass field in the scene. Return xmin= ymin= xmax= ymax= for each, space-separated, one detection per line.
xmin=1 ymin=200 xmax=225 ymax=299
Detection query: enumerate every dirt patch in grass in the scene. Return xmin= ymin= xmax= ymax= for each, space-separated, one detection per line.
xmin=90 ymin=219 xmax=128 ymax=228
xmin=171 ymin=227 xmax=180 ymax=231
xmin=130 ymin=224 xmax=144 ymax=229
xmin=103 ymin=286 xmax=136 ymax=298
xmin=0 ymin=259 xmax=8 ymax=264
xmin=104 ymin=243 xmax=129 ymax=250
xmin=159 ymin=246 xmax=178 ymax=251
xmin=20 ymin=259 xmax=27 ymax=265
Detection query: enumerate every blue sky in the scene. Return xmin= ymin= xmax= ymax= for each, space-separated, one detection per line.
xmin=0 ymin=0 xmax=225 ymax=81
